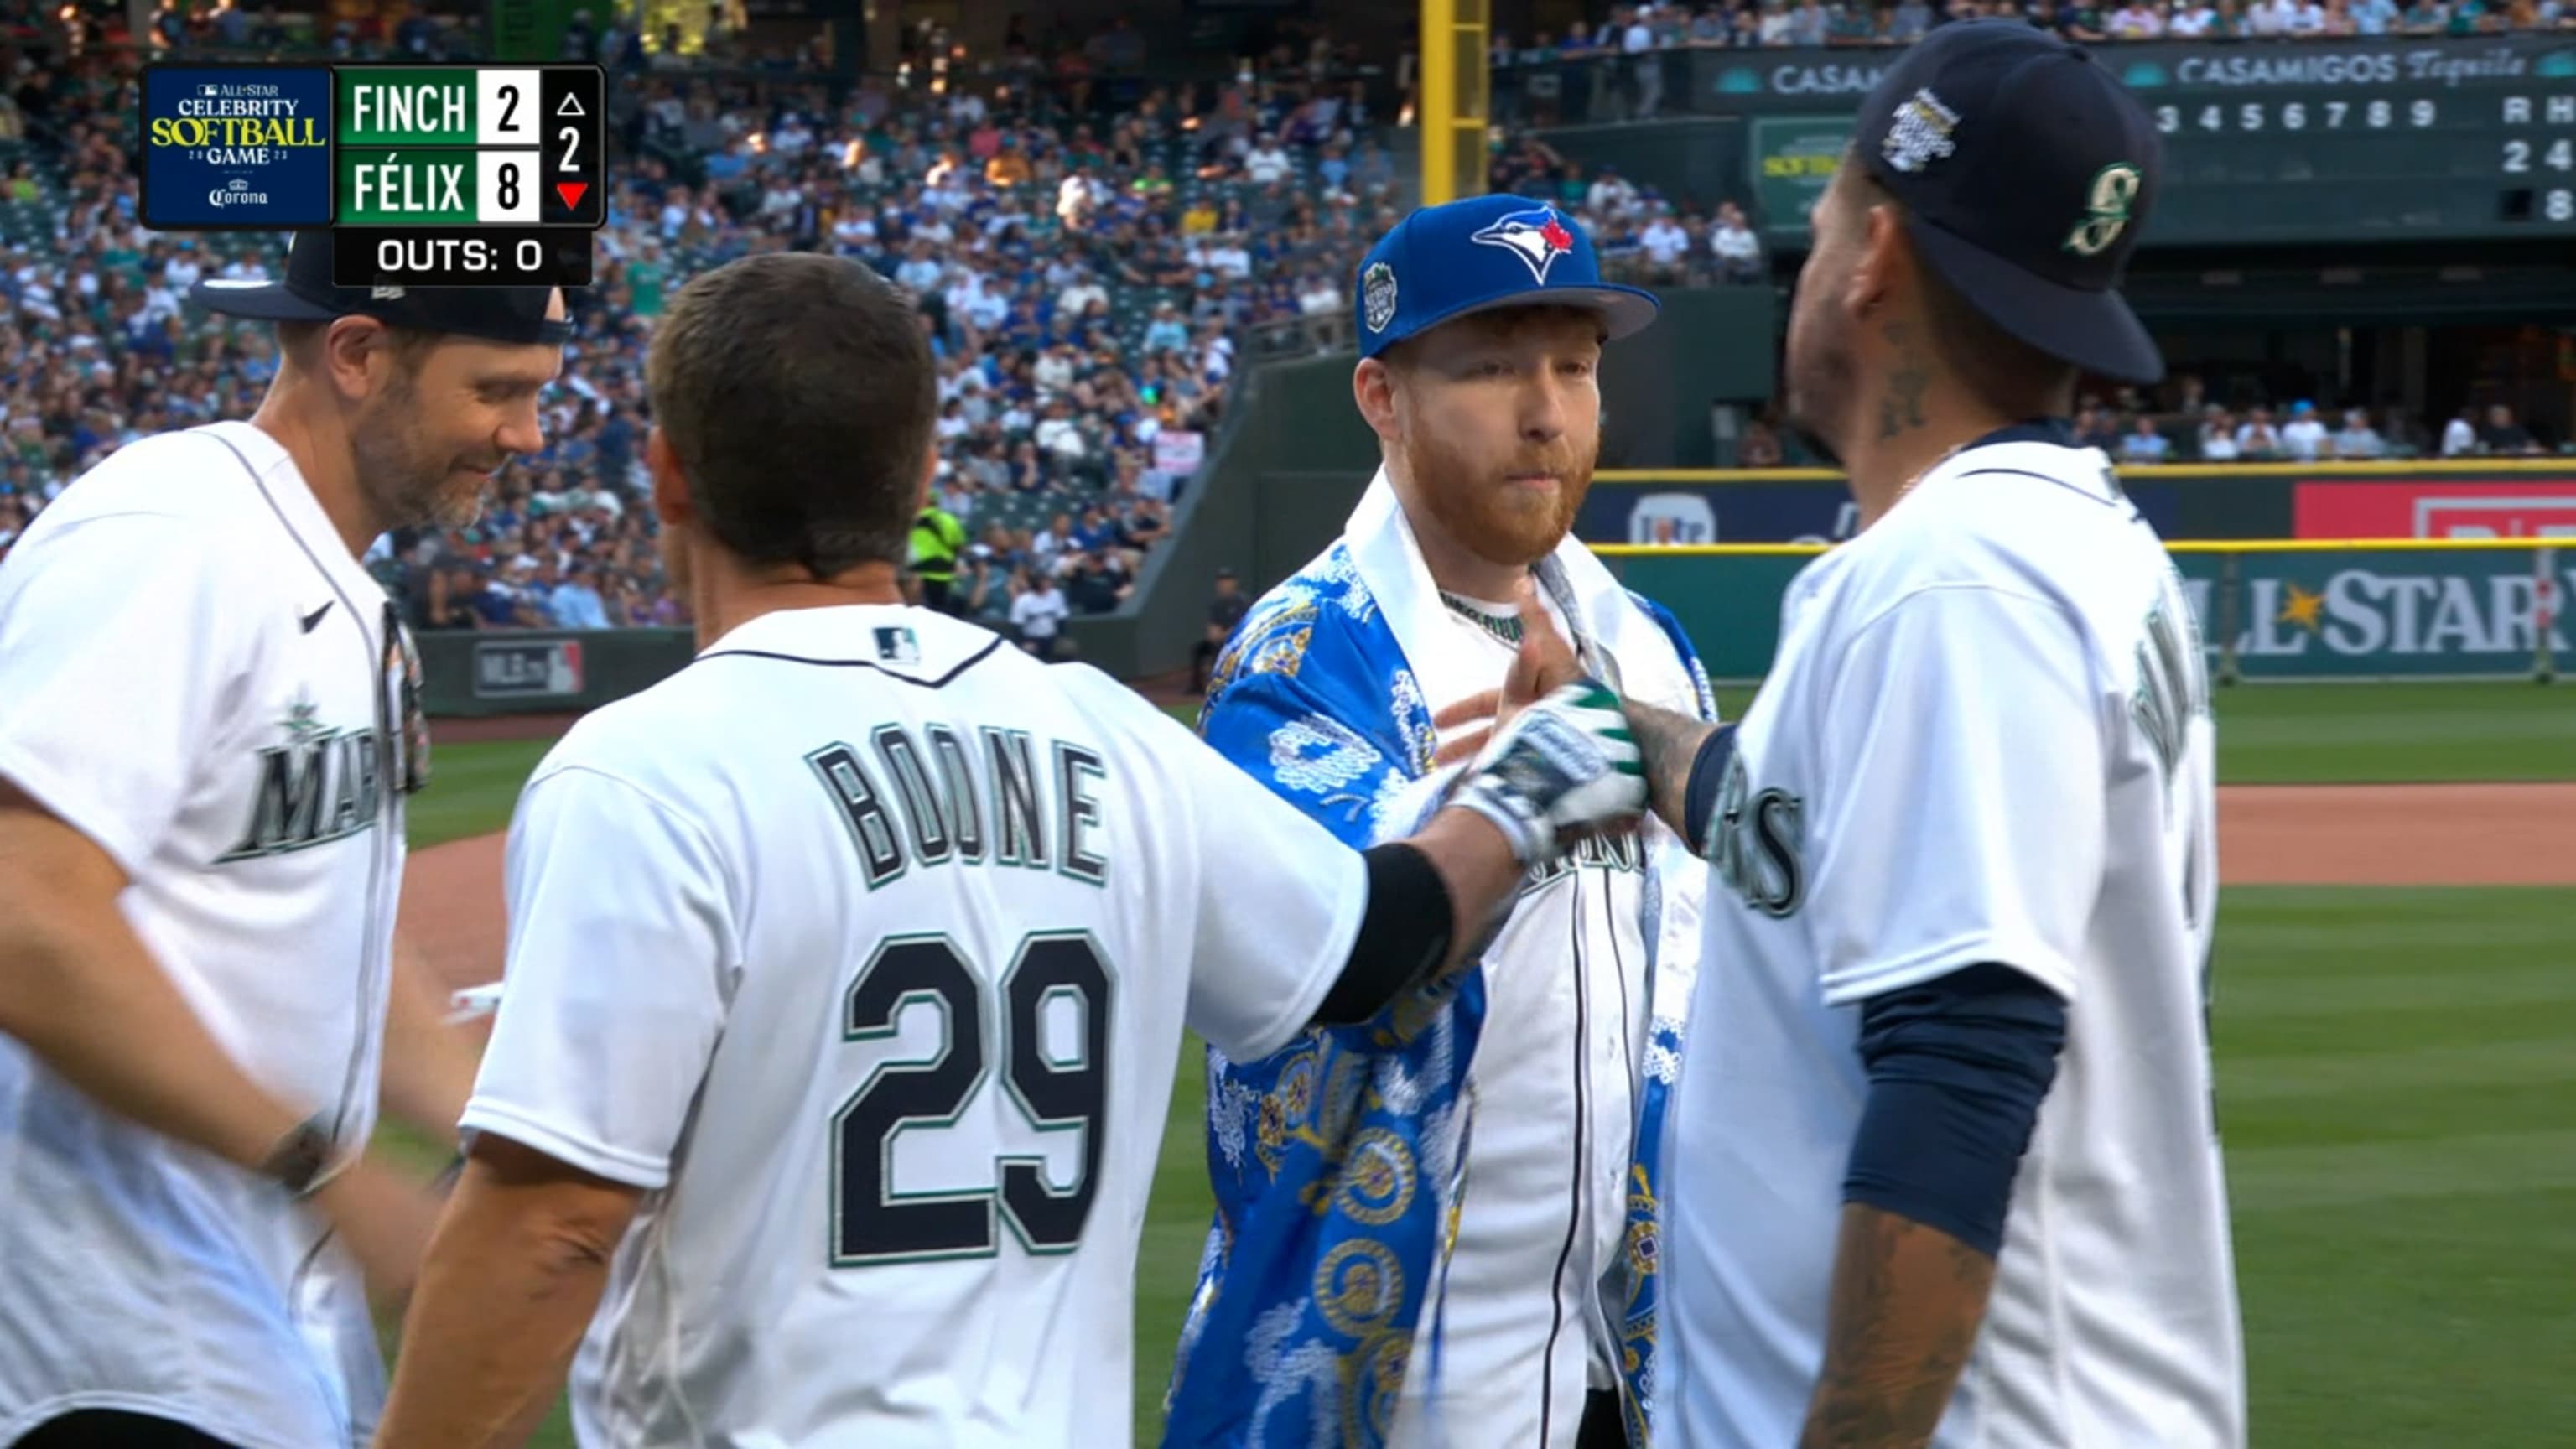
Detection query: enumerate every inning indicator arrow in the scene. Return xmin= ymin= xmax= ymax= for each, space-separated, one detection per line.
xmin=554 ymin=181 xmax=589 ymax=210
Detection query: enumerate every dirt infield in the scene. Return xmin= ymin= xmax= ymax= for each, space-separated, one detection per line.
xmin=396 ymin=783 xmax=2576 ymax=999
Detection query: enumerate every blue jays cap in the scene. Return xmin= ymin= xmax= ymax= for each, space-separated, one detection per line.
xmin=1354 ymin=195 xmax=1659 ymax=360
xmin=190 ymin=231 xmax=571 ymax=347
xmin=1853 ymin=20 xmax=2163 ymax=384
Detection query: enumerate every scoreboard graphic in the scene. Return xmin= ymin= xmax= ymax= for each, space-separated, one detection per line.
xmin=142 ymin=63 xmax=604 ymax=288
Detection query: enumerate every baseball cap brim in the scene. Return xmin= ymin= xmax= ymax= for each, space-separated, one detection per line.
xmin=1400 ymin=282 xmax=1662 ymax=352
xmin=1900 ymin=212 xmax=2164 ymax=385
xmin=189 ymin=277 xmax=339 ymax=323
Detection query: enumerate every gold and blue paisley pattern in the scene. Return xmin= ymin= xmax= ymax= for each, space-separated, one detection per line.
xmin=1165 ymin=553 xmax=1718 ymax=1449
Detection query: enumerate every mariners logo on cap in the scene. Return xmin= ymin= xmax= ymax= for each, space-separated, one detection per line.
xmin=1362 ymin=260 xmax=1398 ymax=333
xmin=1471 ymin=205 xmax=1578 ymax=285
xmin=1882 ymin=88 xmax=1961 ymax=174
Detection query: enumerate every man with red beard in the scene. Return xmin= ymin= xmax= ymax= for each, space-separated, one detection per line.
xmin=1164 ymin=195 xmax=1718 ymax=1449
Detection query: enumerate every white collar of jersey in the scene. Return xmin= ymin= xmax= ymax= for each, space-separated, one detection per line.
xmin=1343 ymin=467 xmax=1697 ymax=720
xmin=1909 ymin=439 xmax=2122 ymax=512
xmin=698 ymin=602 xmax=995 ymax=681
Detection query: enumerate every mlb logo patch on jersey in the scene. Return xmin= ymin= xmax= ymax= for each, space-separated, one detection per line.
xmin=1471 ymin=206 xmax=1578 ymax=285
xmin=875 ymin=626 xmax=922 ymax=665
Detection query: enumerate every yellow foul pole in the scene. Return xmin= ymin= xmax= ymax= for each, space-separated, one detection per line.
xmin=1417 ymin=0 xmax=1489 ymax=206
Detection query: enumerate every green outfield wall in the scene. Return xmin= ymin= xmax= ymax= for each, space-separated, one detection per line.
xmin=1602 ymin=540 xmax=2569 ymax=684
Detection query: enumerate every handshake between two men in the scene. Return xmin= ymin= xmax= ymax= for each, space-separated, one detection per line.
xmin=1439 ymin=579 xmax=1728 ymax=870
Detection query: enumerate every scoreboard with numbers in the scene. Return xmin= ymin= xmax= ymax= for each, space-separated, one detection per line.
xmin=1727 ymin=36 xmax=2576 ymax=249
xmin=141 ymin=62 xmax=603 ymax=287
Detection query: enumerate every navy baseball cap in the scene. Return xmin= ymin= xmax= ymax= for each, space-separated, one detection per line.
xmin=1853 ymin=20 xmax=2163 ymax=384
xmin=1354 ymin=195 xmax=1659 ymax=360
xmin=190 ymin=231 xmax=571 ymax=347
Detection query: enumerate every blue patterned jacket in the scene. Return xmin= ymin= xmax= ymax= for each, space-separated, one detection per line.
xmin=1161 ymin=475 xmax=1716 ymax=1449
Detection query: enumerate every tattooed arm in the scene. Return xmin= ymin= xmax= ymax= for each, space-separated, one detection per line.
xmin=1622 ymin=698 xmax=1721 ymax=847
xmin=1798 ymin=1205 xmax=1997 ymax=1449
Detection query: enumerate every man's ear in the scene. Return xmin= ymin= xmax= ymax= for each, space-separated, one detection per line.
xmin=321 ymin=316 xmax=397 ymax=401
xmin=1352 ymin=356 xmax=1403 ymax=447
xmin=1848 ymin=200 xmax=1904 ymax=324
xmin=646 ymin=427 xmax=693 ymax=530
xmin=917 ymin=439 xmax=939 ymax=514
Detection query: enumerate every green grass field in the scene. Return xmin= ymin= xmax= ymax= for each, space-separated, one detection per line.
xmin=401 ymin=681 xmax=2575 ymax=1447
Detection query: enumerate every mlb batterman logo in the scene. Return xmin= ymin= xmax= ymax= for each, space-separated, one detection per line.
xmin=1363 ymin=260 xmax=1399 ymax=333
xmin=1472 ymin=206 xmax=1579 ymax=285
xmin=1881 ymin=88 xmax=1961 ymax=173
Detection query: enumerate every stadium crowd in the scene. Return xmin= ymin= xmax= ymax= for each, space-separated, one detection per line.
xmin=0 ymin=5 xmax=1440 ymax=637
xmin=0 ymin=2 xmax=2559 ymax=628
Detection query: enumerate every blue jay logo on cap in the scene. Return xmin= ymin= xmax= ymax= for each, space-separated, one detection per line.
xmin=1471 ymin=205 xmax=1579 ymax=285
xmin=1363 ymin=260 xmax=1398 ymax=333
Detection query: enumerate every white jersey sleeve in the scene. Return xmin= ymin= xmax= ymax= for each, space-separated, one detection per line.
xmin=0 ymin=512 xmax=252 ymax=875
xmin=1810 ymin=583 xmax=2106 ymax=1007
xmin=462 ymin=762 xmax=738 ymax=1190
xmin=1083 ymin=679 xmax=1367 ymax=1064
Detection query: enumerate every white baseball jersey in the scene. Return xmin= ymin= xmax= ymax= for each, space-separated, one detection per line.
xmin=1393 ymin=592 xmax=1654 ymax=1448
xmin=1657 ymin=437 xmax=2245 ymax=1446
xmin=0 ymin=421 xmax=409 ymax=1447
xmin=463 ymin=603 xmax=1369 ymax=1448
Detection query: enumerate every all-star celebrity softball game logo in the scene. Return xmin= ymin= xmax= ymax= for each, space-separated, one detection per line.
xmin=140 ymin=66 xmax=334 ymax=229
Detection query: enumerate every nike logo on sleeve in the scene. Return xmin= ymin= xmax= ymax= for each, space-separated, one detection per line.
xmin=299 ymin=602 xmax=333 ymax=633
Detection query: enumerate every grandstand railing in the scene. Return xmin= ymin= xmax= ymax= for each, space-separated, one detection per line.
xmin=1596 ymin=539 xmax=2567 ymax=685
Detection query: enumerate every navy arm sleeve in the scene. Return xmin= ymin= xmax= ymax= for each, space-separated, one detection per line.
xmin=1679 ymin=722 xmax=1738 ymax=857
xmin=1842 ymin=962 xmax=2070 ymax=1259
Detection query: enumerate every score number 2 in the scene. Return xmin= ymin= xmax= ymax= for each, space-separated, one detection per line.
xmin=2153 ymin=97 xmax=2438 ymax=132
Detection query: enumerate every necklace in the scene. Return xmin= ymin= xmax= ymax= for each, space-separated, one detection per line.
xmin=1440 ymin=589 xmax=1524 ymax=646
xmin=1886 ymin=440 xmax=1968 ymax=515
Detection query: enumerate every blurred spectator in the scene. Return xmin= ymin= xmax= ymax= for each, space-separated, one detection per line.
xmin=1709 ymin=202 xmax=1765 ymax=283
xmin=2235 ymin=406 xmax=2286 ymax=458
xmin=2479 ymin=402 xmax=2540 ymax=454
xmin=2332 ymin=408 xmax=2387 ymax=459
xmin=2119 ymin=414 xmax=2173 ymax=462
xmin=1192 ymin=567 xmax=1249 ymax=693
xmin=2278 ymin=400 xmax=2329 ymax=460
xmin=2441 ymin=404 xmax=2480 ymax=455
xmin=2199 ymin=407 xmax=2243 ymax=461
xmin=1010 ymin=568 xmax=1071 ymax=659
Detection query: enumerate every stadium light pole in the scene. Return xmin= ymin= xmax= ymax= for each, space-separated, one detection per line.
xmin=1417 ymin=0 xmax=1490 ymax=206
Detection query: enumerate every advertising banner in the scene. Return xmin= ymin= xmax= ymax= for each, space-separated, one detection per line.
xmin=472 ymin=638 xmax=586 ymax=699
xmin=2218 ymin=547 xmax=2567 ymax=678
xmin=1748 ymin=116 xmax=1853 ymax=241
xmin=1606 ymin=544 xmax=2563 ymax=681
xmin=2293 ymin=480 xmax=2576 ymax=538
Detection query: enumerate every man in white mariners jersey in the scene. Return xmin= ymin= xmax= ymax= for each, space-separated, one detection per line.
xmin=1561 ymin=22 xmax=2243 ymax=1448
xmin=1164 ymin=195 xmax=1718 ymax=1449
xmin=0 ymin=236 xmax=564 ymax=1446
xmin=367 ymin=253 xmax=1653 ymax=1449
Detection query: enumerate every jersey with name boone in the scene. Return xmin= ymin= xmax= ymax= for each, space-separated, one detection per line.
xmin=462 ymin=604 xmax=1369 ymax=1448
xmin=1658 ymin=438 xmax=2246 ymax=1448
xmin=0 ymin=421 xmax=409 ymax=1448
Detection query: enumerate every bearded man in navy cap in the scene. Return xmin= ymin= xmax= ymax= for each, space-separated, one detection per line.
xmin=1161 ymin=196 xmax=1719 ymax=1449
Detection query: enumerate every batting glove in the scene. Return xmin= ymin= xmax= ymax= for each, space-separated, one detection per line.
xmin=1450 ymin=678 xmax=1647 ymax=867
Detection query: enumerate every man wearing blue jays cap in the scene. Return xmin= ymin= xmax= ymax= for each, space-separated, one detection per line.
xmin=1532 ymin=18 xmax=2246 ymax=1449
xmin=1166 ymin=194 xmax=1721 ymax=1449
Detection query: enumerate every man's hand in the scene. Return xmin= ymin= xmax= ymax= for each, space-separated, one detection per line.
xmin=1446 ymin=677 xmax=1645 ymax=867
xmin=308 ymin=1150 xmax=450 ymax=1318
xmin=1431 ymin=577 xmax=1584 ymax=768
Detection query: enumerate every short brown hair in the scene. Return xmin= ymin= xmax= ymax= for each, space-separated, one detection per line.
xmin=647 ymin=252 xmax=936 ymax=576
xmin=276 ymin=318 xmax=440 ymax=371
